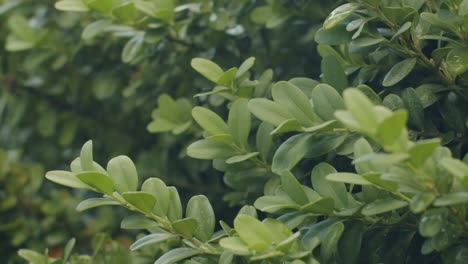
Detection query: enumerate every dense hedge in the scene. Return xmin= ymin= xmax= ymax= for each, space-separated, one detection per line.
xmin=1 ymin=0 xmax=467 ymax=263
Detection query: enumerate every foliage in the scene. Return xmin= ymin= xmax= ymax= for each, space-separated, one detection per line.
xmin=0 ymin=0 xmax=467 ymax=263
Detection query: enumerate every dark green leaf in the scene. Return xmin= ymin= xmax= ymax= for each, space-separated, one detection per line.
xmin=382 ymin=58 xmax=417 ymax=87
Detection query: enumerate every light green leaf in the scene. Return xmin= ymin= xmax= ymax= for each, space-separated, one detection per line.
xmin=270 ymin=119 xmax=304 ymax=135
xmin=121 ymin=215 xmax=159 ymax=229
xmin=361 ymin=199 xmax=408 ymax=216
xmin=192 ymin=106 xmax=229 ymax=136
xmin=141 ymin=178 xmax=170 ymax=216
xmin=167 ymin=187 xmax=183 ymax=221
xmin=172 ymin=218 xmax=198 ymax=238
xmin=342 ymin=89 xmax=378 ymax=134
xmin=236 ymin=57 xmax=255 ymax=78
xmin=122 ymin=33 xmax=144 ymax=63
xmin=228 ymin=98 xmax=251 ymax=147
xmin=225 ymin=152 xmax=259 ymax=164
xmin=272 ymin=81 xmax=315 ymax=126
xmin=434 ymin=192 xmax=468 ymax=206
xmin=153 ymin=248 xmax=200 ymax=264
xmin=186 ymin=139 xmax=237 ymax=159
xmin=107 ymin=155 xmax=138 ymax=193
xmin=153 ymin=0 xmax=175 ymax=23
xmin=248 ymin=98 xmax=293 ymax=126
xmin=122 ymin=191 xmax=156 ymax=212
xmin=408 ymin=139 xmax=441 ymax=167
xmin=186 ymin=195 xmax=215 ymax=242
xmin=217 ymin=67 xmax=237 ymax=86
xmin=130 ymin=232 xmax=177 ymax=251
xmin=301 ymin=197 xmax=335 ymax=214
xmin=191 ymin=58 xmax=224 ymax=83
xmin=85 ymin=0 xmax=113 ymax=13
xmin=254 ymin=195 xmax=300 ymax=213
xmin=272 ymin=133 xmax=313 ymax=172
xmin=382 ymin=58 xmax=417 ymax=87
xmin=410 ymin=193 xmax=435 ymax=213
xmin=17 ymin=249 xmax=47 ymax=264
xmin=324 ymin=3 xmax=361 ymax=30
xmin=234 ymin=214 xmax=272 ymax=251
xmin=377 ymin=110 xmax=408 ymax=147
xmin=80 ymin=140 xmax=94 ymax=171
xmin=112 ymin=1 xmax=135 ymax=22
xmin=326 ymin=172 xmax=371 ymax=185
xmin=82 ymin=19 xmax=112 ymax=40
xmin=55 ymin=0 xmax=90 ymax=12
xmin=321 ymin=222 xmax=345 ymax=263
xmin=76 ymin=171 xmax=114 ymax=194
xmin=311 ymin=84 xmax=345 ymax=121
xmin=76 ymin=197 xmax=120 ymax=212
xmin=256 ymin=122 xmax=274 ymax=162
xmin=45 ymin=170 xmax=92 ymax=190
xmin=219 ymin=237 xmax=250 ymax=255
xmin=277 ymin=170 xmax=309 ymax=205
xmin=311 ymin=163 xmax=348 ymax=208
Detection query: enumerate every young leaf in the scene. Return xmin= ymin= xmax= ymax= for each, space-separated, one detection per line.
xmin=236 ymin=57 xmax=255 ymax=78
xmin=55 ymin=0 xmax=90 ymax=12
xmin=219 ymin=237 xmax=250 ymax=255
xmin=76 ymin=197 xmax=121 ymax=212
xmin=191 ymin=58 xmax=224 ymax=83
xmin=122 ymin=191 xmax=157 ymax=213
xmin=323 ymin=3 xmax=361 ymax=30
xmin=192 ymin=107 xmax=229 ymax=136
xmin=326 ymin=172 xmax=372 ymax=185
xmin=122 ymin=33 xmax=144 ymax=63
xmin=248 ymin=98 xmax=293 ymax=126
xmin=228 ymin=98 xmax=251 ymax=147
xmin=82 ymin=19 xmax=112 ymax=40
xmin=80 ymin=140 xmax=94 ymax=171
xmin=76 ymin=171 xmax=114 ymax=195
xmin=172 ymin=218 xmax=198 ymax=238
xmin=311 ymin=84 xmax=345 ymax=121
xmin=382 ymin=58 xmax=417 ymax=87
xmin=254 ymin=195 xmax=301 ymax=213
xmin=376 ymin=110 xmax=408 ymax=147
xmin=107 ymin=155 xmax=138 ymax=193
xmin=186 ymin=195 xmax=215 ymax=242
xmin=234 ymin=214 xmax=272 ymax=251
xmin=45 ymin=170 xmax=92 ymax=190
xmin=277 ymin=171 xmax=309 ymax=205
xmin=17 ymin=249 xmax=47 ymax=264
xmin=130 ymin=232 xmax=177 ymax=251
xmin=186 ymin=139 xmax=237 ymax=159
xmin=342 ymin=89 xmax=378 ymax=134
xmin=225 ymin=152 xmax=259 ymax=164
xmin=408 ymin=139 xmax=441 ymax=167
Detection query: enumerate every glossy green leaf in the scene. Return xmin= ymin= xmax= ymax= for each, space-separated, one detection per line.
xmin=323 ymin=3 xmax=361 ymax=30
xmin=122 ymin=191 xmax=156 ymax=212
xmin=186 ymin=195 xmax=215 ymax=242
xmin=301 ymin=197 xmax=335 ymax=214
xmin=248 ymin=98 xmax=293 ymax=126
xmin=277 ymin=170 xmax=309 ymax=205
xmin=321 ymin=56 xmax=348 ymax=93
xmin=254 ymin=195 xmax=300 ymax=213
xmin=130 ymin=232 xmax=177 ymax=251
xmin=121 ymin=215 xmax=159 ymax=229
xmin=219 ymin=237 xmax=250 ymax=255
xmin=434 ymin=192 xmax=468 ymax=206
xmin=256 ymin=122 xmax=274 ymax=162
xmin=419 ymin=209 xmax=446 ymax=237
xmin=382 ymin=58 xmax=417 ymax=87
xmin=311 ymin=163 xmax=348 ymax=208
xmin=225 ymin=152 xmax=259 ymax=164
xmin=82 ymin=19 xmax=112 ymax=40
xmin=342 ymin=89 xmax=378 ymax=134
xmin=85 ymin=0 xmax=113 ymax=13
xmin=80 ymin=140 xmax=94 ymax=171
xmin=401 ymin=87 xmax=425 ymax=130
xmin=45 ymin=170 xmax=92 ymax=190
xmin=76 ymin=197 xmax=120 ymax=212
xmin=228 ymin=98 xmax=251 ymax=147
xmin=361 ymin=198 xmax=408 ymax=216
xmin=121 ymin=33 xmax=144 ymax=63
xmin=191 ymin=58 xmax=224 ymax=83
xmin=410 ymin=193 xmax=435 ymax=213
xmin=167 ymin=187 xmax=183 ymax=221
xmin=76 ymin=171 xmax=114 ymax=195
xmin=192 ymin=106 xmax=229 ymax=136
xmin=272 ymin=133 xmax=313 ymax=172
xmin=270 ymin=119 xmax=304 ymax=134
xmin=272 ymin=81 xmax=315 ymax=126
xmin=112 ymin=2 xmax=135 ymax=22
xmin=107 ymin=155 xmax=138 ymax=193
xmin=186 ymin=139 xmax=237 ymax=159
xmin=236 ymin=57 xmax=255 ymax=78
xmin=141 ymin=178 xmax=169 ymax=215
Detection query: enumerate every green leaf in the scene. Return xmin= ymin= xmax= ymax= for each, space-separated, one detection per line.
xmin=408 ymin=139 xmax=441 ymax=167
xmin=376 ymin=110 xmax=408 ymax=147
xmin=234 ymin=214 xmax=272 ymax=251
xmin=8 ymin=15 xmax=37 ymax=43
xmin=63 ymin=238 xmax=76 ymax=262
xmin=191 ymin=58 xmax=224 ymax=83
xmin=272 ymin=133 xmax=313 ymax=172
xmin=277 ymin=170 xmax=309 ymax=205
xmin=326 ymin=172 xmax=372 ymax=185
xmin=80 ymin=140 xmax=94 ymax=171
xmin=337 ymin=222 xmax=364 ymax=264
xmin=154 ymin=248 xmax=201 ymax=264
xmin=55 ymin=0 xmax=90 ymax=12
xmin=401 ymin=87 xmax=425 ymax=130
xmin=167 ymin=187 xmax=183 ymax=221
xmin=311 ymin=84 xmax=345 ymax=121
xmin=256 ymin=122 xmax=274 ymax=162
xmin=419 ymin=209 xmax=446 ymax=237
xmin=130 ymin=232 xmax=177 ymax=251
xmin=217 ymin=67 xmax=237 ymax=86
xmin=76 ymin=197 xmax=120 ymax=212
xmin=219 ymin=237 xmax=250 ymax=255
xmin=107 ymin=155 xmax=138 ymax=193
xmin=248 ymin=98 xmax=293 ymax=126
xmin=122 ymin=191 xmax=156 ymax=212
xmin=186 ymin=195 xmax=215 ymax=242
xmin=82 ymin=19 xmax=112 ymax=40
xmin=192 ymin=106 xmax=229 ymax=136
xmin=254 ymin=195 xmax=300 ymax=213
xmin=17 ymin=249 xmax=47 ymax=264
xmin=272 ymin=81 xmax=315 ymax=126
xmin=321 ymin=56 xmax=348 ymax=93
xmin=410 ymin=193 xmax=435 ymax=213
xmin=121 ymin=215 xmax=159 ymax=229
xmin=141 ymin=178 xmax=169 ymax=216
xmin=342 ymin=89 xmax=378 ymax=134
xmin=228 ymin=98 xmax=251 ymax=147
xmin=153 ymin=0 xmax=175 ymax=23
xmin=323 ymin=3 xmax=361 ymax=30
xmin=172 ymin=218 xmax=198 ymax=238
xmin=441 ymin=158 xmax=468 ymax=181
xmin=225 ymin=152 xmax=259 ymax=164
xmin=270 ymin=119 xmax=304 ymax=135
xmin=121 ymin=33 xmax=144 ymax=63
xmin=112 ymin=2 xmax=135 ymax=22
xmin=301 ymin=197 xmax=335 ymax=214
xmin=76 ymin=171 xmax=114 ymax=194
xmin=321 ymin=222 xmax=345 ymax=263
xmin=85 ymin=0 xmax=113 ymax=13
xmin=186 ymin=139 xmax=237 ymax=160
xmin=303 ymin=120 xmax=337 ymax=133
xmin=236 ymin=57 xmax=255 ymax=78
xmin=382 ymin=58 xmax=417 ymax=87
xmin=361 ymin=199 xmax=408 ymax=216
xmin=45 ymin=170 xmax=92 ymax=190
xmin=434 ymin=192 xmax=468 ymax=206
xmin=311 ymin=163 xmax=348 ymax=208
